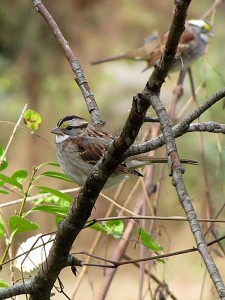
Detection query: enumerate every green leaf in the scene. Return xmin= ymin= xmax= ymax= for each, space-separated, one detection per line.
xmin=0 ymin=174 xmax=22 ymax=190
xmin=32 ymin=205 xmax=69 ymax=218
xmin=37 ymin=195 xmax=70 ymax=208
xmin=23 ymin=109 xmax=42 ymax=131
xmin=0 ymin=190 xmax=9 ymax=194
xmin=46 ymin=162 xmax=60 ymax=167
xmin=0 ymin=217 xmax=6 ymax=238
xmin=0 ymin=161 xmax=8 ymax=171
xmin=35 ymin=186 xmax=73 ymax=203
xmin=39 ymin=171 xmax=73 ymax=183
xmin=12 ymin=170 xmax=28 ymax=184
xmin=91 ymin=220 xmax=124 ymax=239
xmin=9 ymin=216 xmax=39 ymax=234
xmin=89 ymin=222 xmax=108 ymax=234
xmin=138 ymin=228 xmax=163 ymax=251
xmin=105 ymin=220 xmax=124 ymax=238
xmin=41 ymin=162 xmax=60 ymax=167
xmin=0 ymin=146 xmax=8 ymax=171
xmin=0 ymin=279 xmax=9 ymax=288
xmin=0 ymin=147 xmax=4 ymax=158
xmin=35 ymin=194 xmax=58 ymax=205
xmin=55 ymin=215 xmax=65 ymax=224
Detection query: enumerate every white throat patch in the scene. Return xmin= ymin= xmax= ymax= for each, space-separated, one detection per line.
xmin=55 ymin=134 xmax=70 ymax=144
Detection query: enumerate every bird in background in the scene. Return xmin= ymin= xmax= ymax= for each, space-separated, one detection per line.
xmin=91 ymin=19 xmax=213 ymax=72
xmin=51 ymin=115 xmax=198 ymax=188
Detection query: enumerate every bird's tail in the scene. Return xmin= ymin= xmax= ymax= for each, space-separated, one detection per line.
xmin=91 ymin=52 xmax=133 ymax=65
xmin=126 ymin=155 xmax=199 ymax=169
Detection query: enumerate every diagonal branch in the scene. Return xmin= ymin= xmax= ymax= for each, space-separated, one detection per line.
xmin=32 ymin=0 xmax=104 ymax=126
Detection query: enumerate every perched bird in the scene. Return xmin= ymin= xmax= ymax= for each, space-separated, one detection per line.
xmin=51 ymin=115 xmax=198 ymax=188
xmin=91 ymin=19 xmax=213 ymax=72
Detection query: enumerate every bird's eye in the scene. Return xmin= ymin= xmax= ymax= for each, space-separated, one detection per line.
xmin=67 ymin=126 xmax=73 ymax=130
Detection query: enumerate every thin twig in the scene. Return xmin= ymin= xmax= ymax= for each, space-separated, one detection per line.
xmin=91 ymin=215 xmax=225 ymax=224
xmin=202 ymin=0 xmax=223 ymax=19
xmin=76 ymin=233 xmax=225 ymax=268
xmin=0 ymin=188 xmax=79 ymax=209
xmin=0 ymin=104 xmax=27 ymax=165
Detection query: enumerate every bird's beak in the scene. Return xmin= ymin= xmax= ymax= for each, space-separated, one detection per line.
xmin=51 ymin=127 xmax=64 ymax=135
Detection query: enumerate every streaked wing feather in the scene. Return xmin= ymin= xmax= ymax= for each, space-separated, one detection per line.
xmin=70 ymin=134 xmax=142 ymax=177
xmin=70 ymin=136 xmax=108 ymax=164
xmin=116 ymin=163 xmax=143 ymax=177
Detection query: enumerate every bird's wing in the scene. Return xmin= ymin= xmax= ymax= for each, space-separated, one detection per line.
xmin=71 ymin=133 xmax=142 ymax=177
xmin=70 ymin=135 xmax=109 ymax=165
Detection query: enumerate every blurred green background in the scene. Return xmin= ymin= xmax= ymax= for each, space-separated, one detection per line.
xmin=0 ymin=1 xmax=225 ymax=299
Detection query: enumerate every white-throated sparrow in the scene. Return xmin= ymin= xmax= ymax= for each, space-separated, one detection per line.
xmin=91 ymin=19 xmax=213 ymax=72
xmin=51 ymin=115 xmax=198 ymax=188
